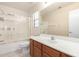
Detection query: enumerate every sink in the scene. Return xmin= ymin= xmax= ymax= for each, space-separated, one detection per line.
xmin=47 ymin=37 xmax=58 ymax=43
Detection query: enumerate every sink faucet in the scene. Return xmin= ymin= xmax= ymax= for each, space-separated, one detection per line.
xmin=51 ymin=37 xmax=54 ymax=40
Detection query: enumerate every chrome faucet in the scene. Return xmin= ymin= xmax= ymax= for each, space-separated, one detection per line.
xmin=51 ymin=37 xmax=54 ymax=40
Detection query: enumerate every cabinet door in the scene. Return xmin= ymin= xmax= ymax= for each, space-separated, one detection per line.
xmin=34 ymin=46 xmax=42 ymax=57
xmin=34 ymin=40 xmax=41 ymax=49
xmin=42 ymin=52 xmax=50 ymax=57
xmin=43 ymin=45 xmax=60 ymax=57
xmin=61 ymin=53 xmax=72 ymax=57
xmin=30 ymin=39 xmax=34 ymax=56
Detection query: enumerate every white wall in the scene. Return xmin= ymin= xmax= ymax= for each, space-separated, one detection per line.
xmin=0 ymin=5 xmax=29 ymax=42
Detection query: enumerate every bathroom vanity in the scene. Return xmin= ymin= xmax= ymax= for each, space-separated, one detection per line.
xmin=30 ymin=34 xmax=79 ymax=57
xmin=30 ymin=39 xmax=71 ymax=57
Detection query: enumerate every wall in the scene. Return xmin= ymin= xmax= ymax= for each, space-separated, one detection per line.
xmin=41 ymin=3 xmax=79 ymax=36
xmin=0 ymin=5 xmax=29 ymax=42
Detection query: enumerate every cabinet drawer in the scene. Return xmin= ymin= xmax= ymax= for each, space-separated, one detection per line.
xmin=43 ymin=45 xmax=60 ymax=57
xmin=34 ymin=40 xmax=41 ymax=49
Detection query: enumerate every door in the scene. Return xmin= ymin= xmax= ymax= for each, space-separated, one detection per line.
xmin=69 ymin=9 xmax=79 ymax=38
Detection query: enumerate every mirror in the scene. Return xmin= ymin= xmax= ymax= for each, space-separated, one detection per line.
xmin=40 ymin=2 xmax=79 ymax=38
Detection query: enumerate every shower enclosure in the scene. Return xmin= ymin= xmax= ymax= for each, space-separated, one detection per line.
xmin=0 ymin=5 xmax=30 ymax=57
xmin=0 ymin=11 xmax=29 ymax=44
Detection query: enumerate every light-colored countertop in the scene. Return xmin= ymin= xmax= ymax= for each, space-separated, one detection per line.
xmin=31 ymin=34 xmax=79 ymax=57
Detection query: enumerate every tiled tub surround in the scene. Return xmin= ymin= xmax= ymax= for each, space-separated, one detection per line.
xmin=31 ymin=34 xmax=79 ymax=57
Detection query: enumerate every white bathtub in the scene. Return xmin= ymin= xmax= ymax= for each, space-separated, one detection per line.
xmin=0 ymin=40 xmax=29 ymax=57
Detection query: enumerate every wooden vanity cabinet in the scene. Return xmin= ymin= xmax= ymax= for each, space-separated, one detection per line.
xmin=30 ymin=39 xmax=72 ymax=57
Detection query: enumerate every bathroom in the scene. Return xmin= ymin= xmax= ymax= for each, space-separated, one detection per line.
xmin=0 ymin=1 xmax=79 ymax=57
xmin=30 ymin=2 xmax=79 ymax=57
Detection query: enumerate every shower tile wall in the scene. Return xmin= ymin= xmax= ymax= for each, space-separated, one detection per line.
xmin=0 ymin=5 xmax=29 ymax=42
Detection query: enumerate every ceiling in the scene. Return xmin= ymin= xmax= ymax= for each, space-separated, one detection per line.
xmin=0 ymin=2 xmax=74 ymax=16
xmin=0 ymin=2 xmax=41 ymax=16
xmin=40 ymin=2 xmax=74 ymax=15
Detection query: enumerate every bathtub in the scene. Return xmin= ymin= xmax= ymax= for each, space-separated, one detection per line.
xmin=0 ymin=40 xmax=29 ymax=57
